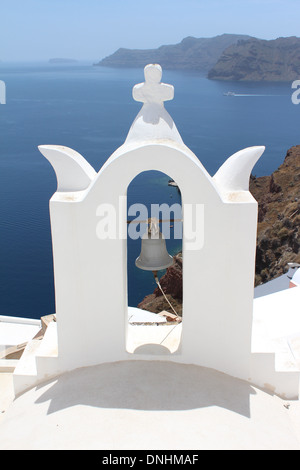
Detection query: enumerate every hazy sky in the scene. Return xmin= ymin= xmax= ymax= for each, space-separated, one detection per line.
xmin=1 ymin=0 xmax=299 ymax=61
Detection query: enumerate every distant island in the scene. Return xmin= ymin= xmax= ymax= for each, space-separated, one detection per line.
xmin=95 ymin=34 xmax=253 ymax=73
xmin=96 ymin=34 xmax=300 ymax=81
xmin=49 ymin=58 xmax=78 ymax=64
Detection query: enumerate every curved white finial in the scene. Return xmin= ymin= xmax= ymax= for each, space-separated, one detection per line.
xmin=125 ymin=64 xmax=184 ymax=145
xmin=38 ymin=145 xmax=97 ymax=192
xmin=213 ymin=146 xmax=265 ymax=193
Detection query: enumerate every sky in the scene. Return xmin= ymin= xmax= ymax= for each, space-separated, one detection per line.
xmin=0 ymin=0 xmax=299 ymax=61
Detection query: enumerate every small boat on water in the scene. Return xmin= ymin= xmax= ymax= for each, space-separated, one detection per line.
xmin=223 ymin=91 xmax=236 ymax=96
xmin=168 ymin=179 xmax=181 ymax=194
xmin=168 ymin=179 xmax=178 ymax=187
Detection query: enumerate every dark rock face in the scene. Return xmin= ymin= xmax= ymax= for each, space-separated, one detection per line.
xmin=137 ymin=146 xmax=300 ymax=313
xmin=208 ymin=37 xmax=300 ymax=81
xmin=250 ymin=146 xmax=300 ymax=284
xmin=153 ymin=254 xmax=183 ymax=301
xmin=95 ymin=34 xmax=252 ymax=72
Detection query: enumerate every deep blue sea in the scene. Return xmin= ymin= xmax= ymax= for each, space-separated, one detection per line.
xmin=0 ymin=62 xmax=299 ymax=319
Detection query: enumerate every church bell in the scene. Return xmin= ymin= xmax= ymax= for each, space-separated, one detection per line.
xmin=135 ymin=219 xmax=174 ymax=271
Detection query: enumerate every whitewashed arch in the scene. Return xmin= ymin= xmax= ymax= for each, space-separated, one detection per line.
xmin=38 ymin=65 xmax=265 ymax=384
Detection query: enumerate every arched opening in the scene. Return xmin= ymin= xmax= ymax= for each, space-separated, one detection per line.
xmin=126 ymin=170 xmax=183 ymax=355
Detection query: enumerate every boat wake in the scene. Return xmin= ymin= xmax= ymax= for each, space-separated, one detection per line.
xmin=234 ymin=93 xmax=283 ymax=97
xmin=224 ymin=92 xmax=283 ymax=97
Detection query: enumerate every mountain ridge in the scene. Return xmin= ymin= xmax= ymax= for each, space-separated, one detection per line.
xmin=96 ymin=34 xmax=300 ymax=81
xmin=95 ymin=34 xmax=253 ymax=72
xmin=208 ymin=36 xmax=300 ymax=81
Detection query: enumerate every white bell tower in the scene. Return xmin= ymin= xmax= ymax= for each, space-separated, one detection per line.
xmin=36 ymin=64 xmax=268 ymax=385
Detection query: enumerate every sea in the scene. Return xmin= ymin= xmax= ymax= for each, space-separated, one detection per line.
xmin=0 ymin=61 xmax=299 ymax=319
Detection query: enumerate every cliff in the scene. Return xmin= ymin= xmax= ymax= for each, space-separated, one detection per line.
xmin=138 ymin=146 xmax=300 ymax=314
xmin=208 ymin=37 xmax=300 ymax=81
xmin=250 ymin=146 xmax=300 ymax=283
xmin=96 ymin=35 xmax=300 ymax=81
xmin=95 ymin=34 xmax=252 ymax=72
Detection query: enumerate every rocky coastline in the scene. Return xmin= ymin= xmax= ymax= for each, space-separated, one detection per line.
xmin=250 ymin=145 xmax=300 ymax=284
xmin=138 ymin=146 xmax=300 ymax=315
xmin=95 ymin=34 xmax=252 ymax=72
xmin=96 ymin=35 xmax=300 ymax=82
xmin=208 ymin=37 xmax=300 ymax=82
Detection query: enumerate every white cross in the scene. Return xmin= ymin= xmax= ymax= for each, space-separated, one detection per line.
xmin=133 ymin=64 xmax=174 ymax=105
